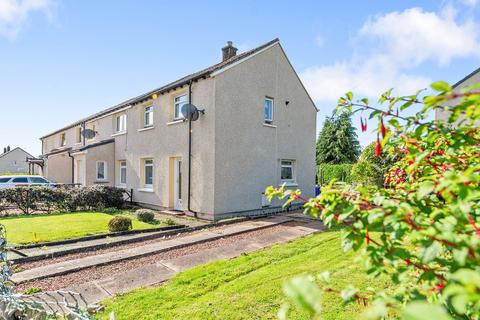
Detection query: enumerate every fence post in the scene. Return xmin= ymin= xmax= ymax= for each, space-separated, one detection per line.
xmin=130 ymin=188 xmax=133 ymax=206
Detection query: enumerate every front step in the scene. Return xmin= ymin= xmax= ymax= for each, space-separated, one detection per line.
xmin=160 ymin=210 xmax=185 ymax=216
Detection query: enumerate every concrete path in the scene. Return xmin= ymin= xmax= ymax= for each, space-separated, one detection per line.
xmin=8 ymin=227 xmax=185 ymax=261
xmin=63 ymin=220 xmax=323 ymax=306
xmin=12 ymin=216 xmax=293 ymax=284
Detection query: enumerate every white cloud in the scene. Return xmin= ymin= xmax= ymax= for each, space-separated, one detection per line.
xmin=302 ymin=7 xmax=480 ymax=102
xmin=461 ymin=0 xmax=478 ymax=7
xmin=0 ymin=0 xmax=55 ymax=38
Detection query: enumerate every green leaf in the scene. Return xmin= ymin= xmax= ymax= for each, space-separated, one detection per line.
xmin=346 ymin=92 xmax=353 ymax=100
xmin=431 ymin=81 xmax=452 ymax=92
xmin=402 ymin=302 xmax=452 ymax=320
xmin=283 ymin=275 xmax=322 ymax=316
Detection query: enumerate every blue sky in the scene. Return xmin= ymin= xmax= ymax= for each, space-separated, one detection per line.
xmin=0 ymin=0 xmax=479 ymax=155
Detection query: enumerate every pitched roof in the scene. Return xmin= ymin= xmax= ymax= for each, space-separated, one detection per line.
xmin=40 ymin=38 xmax=280 ymax=139
xmin=452 ymin=66 xmax=480 ymax=89
xmin=0 ymin=147 xmax=34 ymax=159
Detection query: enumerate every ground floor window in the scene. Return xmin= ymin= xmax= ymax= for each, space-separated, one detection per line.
xmin=96 ymin=161 xmax=107 ymax=181
xmin=280 ymin=160 xmax=295 ymax=183
xmin=119 ymin=161 xmax=127 ymax=185
xmin=143 ymin=158 xmax=153 ymax=189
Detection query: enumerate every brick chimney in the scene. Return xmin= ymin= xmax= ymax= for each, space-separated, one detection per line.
xmin=222 ymin=41 xmax=237 ymax=61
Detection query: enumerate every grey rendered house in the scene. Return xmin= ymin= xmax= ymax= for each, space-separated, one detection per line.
xmin=0 ymin=147 xmax=37 ymax=175
xmin=436 ymin=67 xmax=480 ymax=123
xmin=40 ymin=39 xmax=317 ymax=220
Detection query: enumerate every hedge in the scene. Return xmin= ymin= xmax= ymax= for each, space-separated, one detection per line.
xmin=317 ymin=163 xmax=353 ymax=185
xmin=0 ymin=185 xmax=125 ymax=215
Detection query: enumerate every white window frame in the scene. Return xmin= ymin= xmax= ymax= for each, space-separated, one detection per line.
xmin=115 ymin=114 xmax=127 ymax=133
xmin=173 ymin=94 xmax=187 ymax=120
xmin=280 ymin=160 xmax=296 ymax=184
xmin=75 ymin=127 xmax=82 ymax=144
xmin=119 ymin=160 xmax=127 ymax=186
xmin=60 ymin=133 xmax=66 ymax=147
xmin=144 ymin=105 xmax=154 ymax=127
xmin=264 ymin=97 xmax=274 ymax=124
xmin=96 ymin=161 xmax=107 ymax=181
xmin=143 ymin=158 xmax=154 ymax=189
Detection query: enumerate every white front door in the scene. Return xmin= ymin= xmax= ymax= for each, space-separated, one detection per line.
xmin=76 ymin=160 xmax=85 ymax=186
xmin=173 ymin=159 xmax=183 ymax=211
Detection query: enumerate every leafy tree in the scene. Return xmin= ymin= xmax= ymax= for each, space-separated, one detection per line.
xmin=268 ymin=82 xmax=480 ymax=319
xmin=351 ymin=142 xmax=398 ymax=187
xmin=316 ymin=112 xmax=360 ymax=165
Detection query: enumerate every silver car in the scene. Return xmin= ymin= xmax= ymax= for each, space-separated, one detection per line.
xmin=0 ymin=175 xmax=58 ymax=188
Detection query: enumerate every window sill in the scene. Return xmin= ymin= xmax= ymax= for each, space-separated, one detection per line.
xmin=138 ymin=188 xmax=154 ymax=193
xmin=263 ymin=123 xmax=277 ymax=128
xmin=138 ymin=126 xmax=154 ymax=132
xmin=95 ymin=180 xmax=109 ymax=184
xmin=111 ymin=131 xmax=127 ymax=137
xmin=167 ymin=119 xmax=186 ymax=126
xmin=280 ymin=182 xmax=298 ymax=187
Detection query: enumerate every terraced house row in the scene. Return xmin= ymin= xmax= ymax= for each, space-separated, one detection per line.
xmin=39 ymin=39 xmax=317 ymax=220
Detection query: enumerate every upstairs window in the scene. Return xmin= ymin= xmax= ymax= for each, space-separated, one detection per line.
xmin=264 ymin=98 xmax=274 ymax=124
xmin=144 ymin=106 xmax=154 ymax=127
xmin=60 ymin=133 xmax=66 ymax=147
xmin=280 ymin=160 xmax=295 ymax=183
xmin=174 ymin=94 xmax=187 ymax=120
xmin=76 ymin=127 xmax=82 ymax=143
xmin=115 ymin=114 xmax=127 ymax=133
xmin=96 ymin=161 xmax=107 ymax=181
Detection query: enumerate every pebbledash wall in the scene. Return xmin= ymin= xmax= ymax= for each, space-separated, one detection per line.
xmin=40 ymin=40 xmax=317 ymax=220
xmin=436 ymin=67 xmax=480 ymax=125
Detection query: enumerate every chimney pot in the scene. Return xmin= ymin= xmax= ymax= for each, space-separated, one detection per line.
xmin=222 ymin=41 xmax=238 ymax=61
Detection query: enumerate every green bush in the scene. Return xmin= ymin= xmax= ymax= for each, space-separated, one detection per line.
xmin=317 ymin=164 xmax=353 ymax=185
xmin=102 ymin=207 xmax=122 ymax=214
xmin=136 ymin=209 xmax=155 ymax=223
xmin=0 ymin=185 xmax=125 ymax=214
xmin=108 ymin=216 xmax=132 ymax=232
xmin=351 ymin=142 xmax=398 ymax=187
xmin=162 ymin=218 xmax=177 ymax=226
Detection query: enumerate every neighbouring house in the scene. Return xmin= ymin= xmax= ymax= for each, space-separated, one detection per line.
xmin=436 ymin=67 xmax=480 ymax=123
xmin=39 ymin=39 xmax=317 ymax=220
xmin=0 ymin=147 xmax=38 ymax=175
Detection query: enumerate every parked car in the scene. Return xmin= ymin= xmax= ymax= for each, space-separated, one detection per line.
xmin=0 ymin=175 xmax=58 ymax=188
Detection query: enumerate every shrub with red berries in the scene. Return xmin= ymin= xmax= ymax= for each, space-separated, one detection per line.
xmin=268 ymin=81 xmax=480 ymax=319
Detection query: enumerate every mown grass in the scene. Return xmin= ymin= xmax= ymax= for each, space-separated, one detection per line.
xmin=98 ymin=229 xmax=391 ymax=320
xmin=0 ymin=212 xmax=155 ymax=245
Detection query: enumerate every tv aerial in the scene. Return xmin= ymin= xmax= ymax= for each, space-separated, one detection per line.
xmin=181 ymin=103 xmax=205 ymax=121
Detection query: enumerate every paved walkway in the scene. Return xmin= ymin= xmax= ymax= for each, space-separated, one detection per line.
xmin=12 ymin=216 xmax=293 ymax=284
xmin=37 ymin=219 xmax=323 ymax=307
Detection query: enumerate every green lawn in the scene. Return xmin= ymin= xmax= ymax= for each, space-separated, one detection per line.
xmin=98 ymin=230 xmax=392 ymax=320
xmin=0 ymin=212 xmax=154 ymax=245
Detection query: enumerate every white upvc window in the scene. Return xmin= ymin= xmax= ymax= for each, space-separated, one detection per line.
xmin=143 ymin=158 xmax=154 ymax=189
xmin=264 ymin=97 xmax=274 ymax=123
xmin=144 ymin=106 xmax=154 ymax=127
xmin=75 ymin=127 xmax=82 ymax=143
xmin=280 ymin=160 xmax=295 ymax=183
xmin=60 ymin=133 xmax=66 ymax=147
xmin=173 ymin=94 xmax=187 ymax=120
xmin=96 ymin=161 xmax=107 ymax=181
xmin=119 ymin=161 xmax=127 ymax=186
xmin=115 ymin=114 xmax=127 ymax=133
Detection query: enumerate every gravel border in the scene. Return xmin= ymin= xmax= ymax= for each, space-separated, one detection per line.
xmin=11 ymin=220 xmax=274 ymax=272
xmin=14 ymin=223 xmax=296 ymax=293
